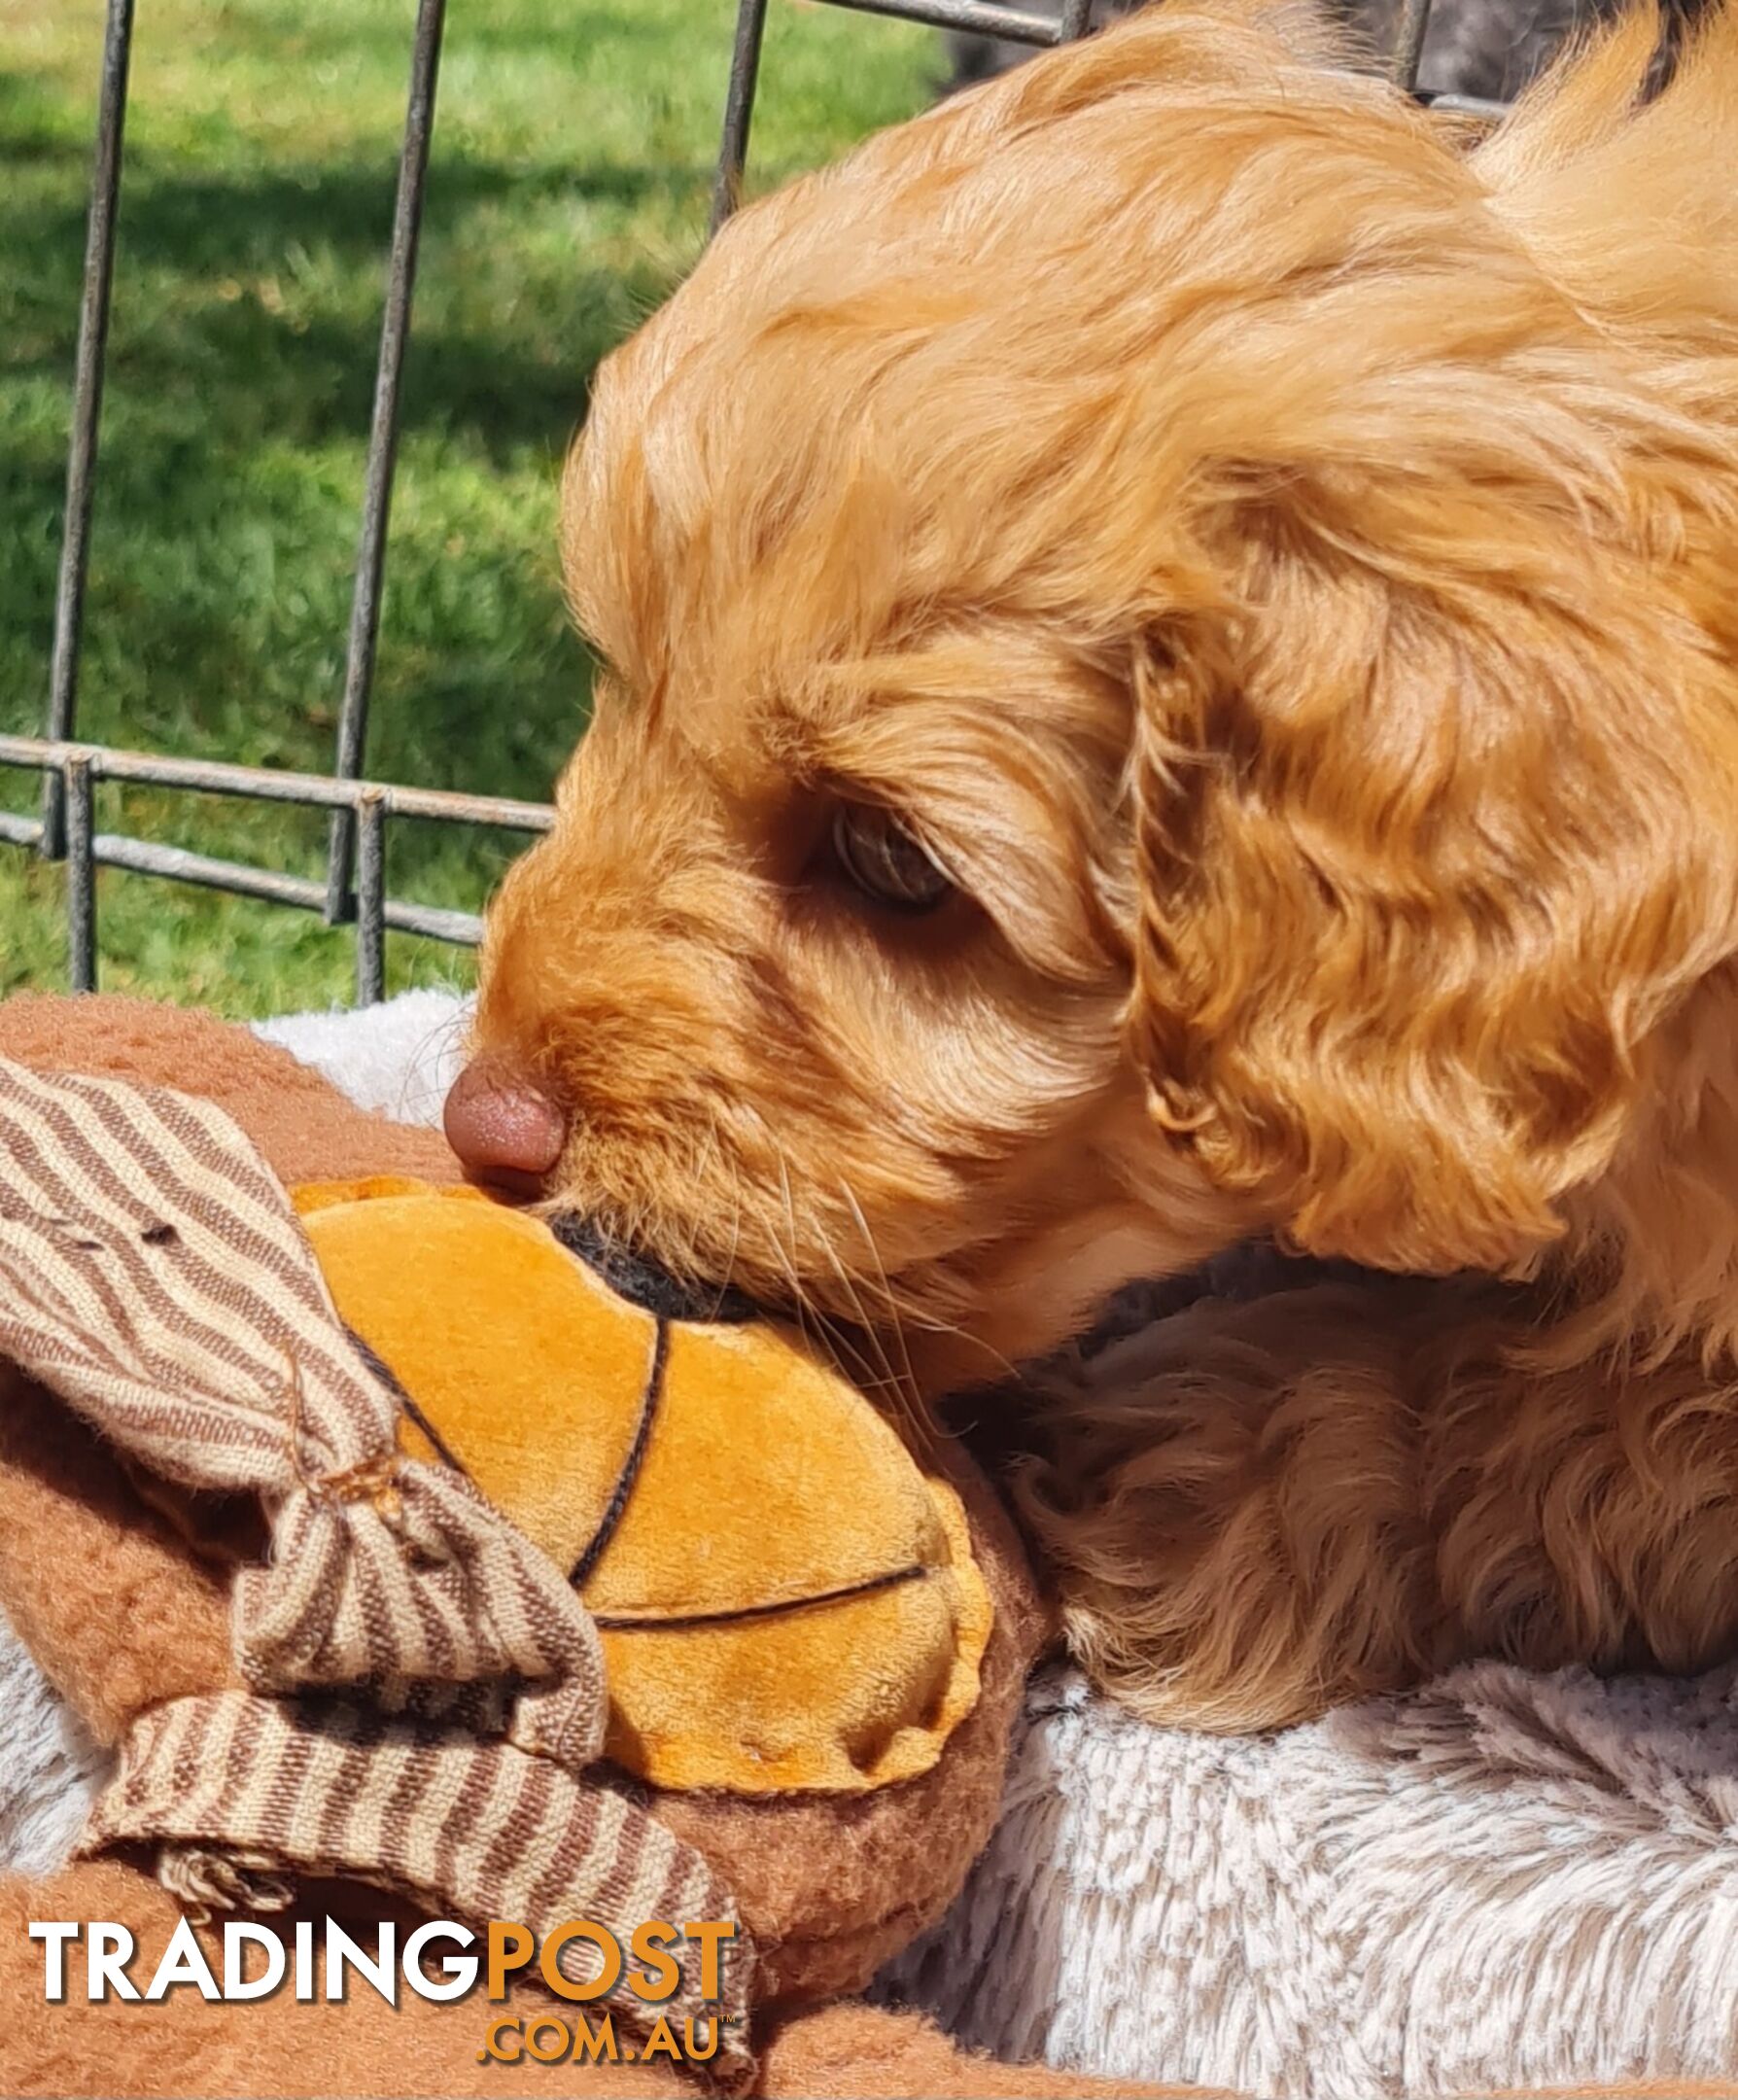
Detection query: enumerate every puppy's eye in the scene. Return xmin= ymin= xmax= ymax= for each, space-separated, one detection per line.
xmin=830 ymin=803 xmax=953 ymax=914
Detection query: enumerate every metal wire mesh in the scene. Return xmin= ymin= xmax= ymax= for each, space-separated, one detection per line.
xmin=16 ymin=0 xmax=1484 ymax=1006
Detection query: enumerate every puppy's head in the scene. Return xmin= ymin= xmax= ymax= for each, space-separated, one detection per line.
xmin=465 ymin=0 xmax=1738 ymax=1392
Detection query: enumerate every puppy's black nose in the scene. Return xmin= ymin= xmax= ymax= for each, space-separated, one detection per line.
xmin=548 ymin=1214 xmax=757 ymax=1324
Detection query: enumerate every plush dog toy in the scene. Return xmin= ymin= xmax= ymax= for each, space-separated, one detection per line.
xmin=0 ymin=996 xmax=1171 ymax=2100
xmin=296 ymin=1173 xmax=992 ymax=1801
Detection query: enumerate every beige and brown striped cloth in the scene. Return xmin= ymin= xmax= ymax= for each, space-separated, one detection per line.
xmin=0 ymin=1056 xmax=752 ymax=2081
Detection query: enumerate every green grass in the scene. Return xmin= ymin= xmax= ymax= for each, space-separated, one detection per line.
xmin=0 ymin=0 xmax=935 ymax=1015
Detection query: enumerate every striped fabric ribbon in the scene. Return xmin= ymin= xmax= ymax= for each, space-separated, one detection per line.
xmin=0 ymin=1056 xmax=753 ymax=2078
xmin=85 ymin=1693 xmax=751 ymax=2079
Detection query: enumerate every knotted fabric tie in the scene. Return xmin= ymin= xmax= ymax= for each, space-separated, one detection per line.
xmin=83 ymin=1691 xmax=750 ymax=2082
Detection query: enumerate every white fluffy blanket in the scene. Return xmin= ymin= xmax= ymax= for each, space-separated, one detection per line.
xmin=6 ymin=992 xmax=1738 ymax=2099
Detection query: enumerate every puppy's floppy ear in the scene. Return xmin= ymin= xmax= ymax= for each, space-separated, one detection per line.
xmin=1124 ymin=557 xmax=1738 ymax=1276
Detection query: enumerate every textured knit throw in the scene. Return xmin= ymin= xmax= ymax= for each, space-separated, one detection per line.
xmin=0 ymin=1057 xmax=752 ymax=2077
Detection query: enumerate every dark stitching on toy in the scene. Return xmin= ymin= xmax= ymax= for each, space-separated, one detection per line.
xmin=590 ymin=1561 xmax=928 ymax=1632
xmin=570 ymin=1315 xmax=669 ymax=1590
xmin=344 ymin=1322 xmax=467 ymax=1477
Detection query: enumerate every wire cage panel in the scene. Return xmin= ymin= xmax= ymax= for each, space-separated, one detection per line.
xmin=18 ymin=0 xmax=1479 ymax=1007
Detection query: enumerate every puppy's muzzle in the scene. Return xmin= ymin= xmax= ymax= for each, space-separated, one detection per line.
xmin=442 ymin=1058 xmax=757 ymax=1323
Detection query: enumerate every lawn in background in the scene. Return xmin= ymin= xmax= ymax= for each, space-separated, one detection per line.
xmin=0 ymin=0 xmax=935 ymax=1014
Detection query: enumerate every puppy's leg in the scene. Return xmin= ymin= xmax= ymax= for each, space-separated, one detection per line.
xmin=1010 ymin=1275 xmax=1458 ymax=1731
xmin=1013 ymin=1273 xmax=1738 ymax=1731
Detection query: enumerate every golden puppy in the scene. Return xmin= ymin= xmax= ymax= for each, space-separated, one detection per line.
xmin=448 ymin=0 xmax=1738 ymax=1729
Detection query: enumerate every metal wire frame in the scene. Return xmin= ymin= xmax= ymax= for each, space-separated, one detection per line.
xmin=27 ymin=0 xmax=1493 ymax=1009
xmin=0 ymin=737 xmax=551 ymax=1003
xmin=28 ymin=0 xmax=540 ymax=1007
xmin=710 ymin=0 xmax=1509 ymax=225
